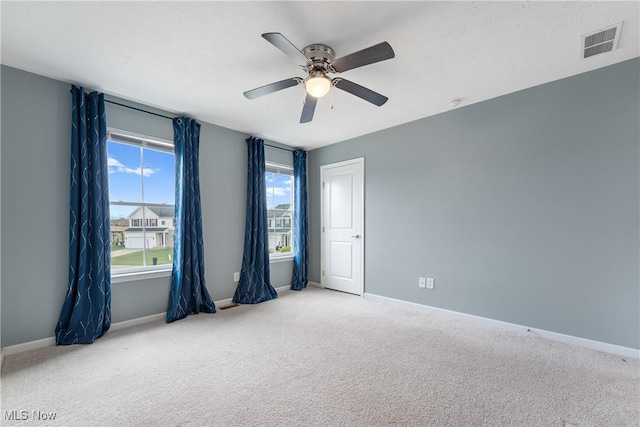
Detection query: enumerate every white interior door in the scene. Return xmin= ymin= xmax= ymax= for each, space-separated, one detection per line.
xmin=321 ymin=158 xmax=364 ymax=295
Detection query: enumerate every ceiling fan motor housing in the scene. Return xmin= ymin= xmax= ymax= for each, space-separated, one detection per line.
xmin=302 ymin=44 xmax=335 ymax=73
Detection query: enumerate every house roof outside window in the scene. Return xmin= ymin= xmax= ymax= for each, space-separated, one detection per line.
xmin=127 ymin=205 xmax=175 ymax=219
xmin=268 ymin=204 xmax=291 ymax=218
xmin=148 ymin=206 xmax=175 ymax=218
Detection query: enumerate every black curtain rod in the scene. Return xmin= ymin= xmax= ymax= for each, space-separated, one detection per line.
xmin=105 ymin=100 xmax=298 ymax=152
xmin=105 ymin=99 xmax=174 ymax=121
xmin=265 ymin=143 xmax=295 ymax=153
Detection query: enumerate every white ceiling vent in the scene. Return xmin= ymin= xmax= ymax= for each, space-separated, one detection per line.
xmin=582 ymin=22 xmax=623 ymax=59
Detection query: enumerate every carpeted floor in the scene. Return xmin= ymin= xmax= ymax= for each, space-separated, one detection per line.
xmin=1 ymin=287 xmax=638 ymax=426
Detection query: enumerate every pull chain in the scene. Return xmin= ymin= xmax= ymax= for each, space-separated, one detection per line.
xmin=330 ymin=82 xmax=334 ymax=110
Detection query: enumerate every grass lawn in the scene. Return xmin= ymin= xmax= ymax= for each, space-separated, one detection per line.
xmin=111 ymin=247 xmax=173 ymax=266
xmin=111 ymin=245 xmax=126 ymax=252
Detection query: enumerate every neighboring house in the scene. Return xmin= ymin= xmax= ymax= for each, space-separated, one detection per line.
xmin=110 ymin=218 xmax=129 ymax=247
xmin=124 ymin=206 xmax=175 ymax=249
xmin=267 ymin=203 xmax=292 ymax=253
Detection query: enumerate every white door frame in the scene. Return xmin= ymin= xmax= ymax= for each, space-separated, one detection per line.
xmin=320 ymin=157 xmax=365 ymax=296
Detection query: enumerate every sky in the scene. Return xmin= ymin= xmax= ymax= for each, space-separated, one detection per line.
xmin=266 ymin=171 xmax=293 ymax=210
xmin=107 ymin=140 xmax=175 ymax=219
xmin=107 ymin=140 xmax=293 ymax=219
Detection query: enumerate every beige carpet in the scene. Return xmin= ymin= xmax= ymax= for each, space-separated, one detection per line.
xmin=1 ymin=287 xmax=638 ymax=426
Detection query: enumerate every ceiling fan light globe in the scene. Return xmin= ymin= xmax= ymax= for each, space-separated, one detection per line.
xmin=305 ymin=74 xmax=331 ymax=98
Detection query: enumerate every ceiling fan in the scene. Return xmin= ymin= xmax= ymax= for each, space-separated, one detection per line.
xmin=243 ymin=32 xmax=395 ymax=123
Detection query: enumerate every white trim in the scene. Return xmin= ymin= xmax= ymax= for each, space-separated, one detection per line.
xmin=107 ymin=127 xmax=174 ymax=150
xmin=364 ymin=293 xmax=640 ymax=360
xmin=320 ymin=157 xmax=366 ymax=170
xmin=320 ymin=157 xmax=365 ymax=297
xmin=309 ymin=281 xmax=323 ymax=289
xmin=265 ymin=160 xmax=295 ymax=260
xmin=2 ymin=336 xmax=56 ymax=358
xmin=1 ymin=348 xmax=6 ymax=369
xmin=216 ymin=297 xmax=234 ymax=308
xmin=109 ymin=313 xmax=165 ymax=332
xmin=265 ymin=161 xmax=293 ymax=173
xmin=1 ymin=287 xmax=295 ymax=361
xmin=111 ymin=268 xmax=172 ymax=284
xmin=269 ymin=254 xmax=294 ymax=264
xmin=275 ymin=285 xmax=290 ymax=293
xmin=1 ymin=313 xmax=169 ymax=358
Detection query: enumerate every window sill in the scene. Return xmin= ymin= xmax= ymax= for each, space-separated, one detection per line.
xmin=111 ymin=268 xmax=172 ymax=284
xmin=269 ymin=255 xmax=295 ymax=264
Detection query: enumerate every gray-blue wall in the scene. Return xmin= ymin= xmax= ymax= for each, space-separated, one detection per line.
xmin=1 ymin=65 xmax=294 ymax=347
xmin=308 ymin=58 xmax=640 ymax=349
xmin=3 ymin=59 xmax=638 ymax=350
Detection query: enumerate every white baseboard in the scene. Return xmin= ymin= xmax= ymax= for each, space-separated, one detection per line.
xmin=1 ymin=313 xmax=166 ymax=360
xmin=215 ymin=288 xmax=288 ymax=307
xmin=0 ymin=292 xmax=256 ymax=362
xmin=275 ymin=285 xmax=290 ymax=293
xmin=364 ymin=292 xmax=640 ymax=360
xmin=110 ymin=312 xmax=166 ymax=332
xmin=2 ymin=336 xmax=56 ymax=359
xmin=216 ymin=297 xmax=234 ymax=308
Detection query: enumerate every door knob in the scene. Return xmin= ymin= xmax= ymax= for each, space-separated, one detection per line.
xmin=351 ymin=234 xmax=361 ymax=239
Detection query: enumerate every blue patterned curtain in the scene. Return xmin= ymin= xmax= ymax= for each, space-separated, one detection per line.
xmin=166 ymin=117 xmax=216 ymax=323
xmin=233 ymin=137 xmax=278 ymax=304
xmin=291 ymin=149 xmax=309 ymax=290
xmin=56 ymin=86 xmax=111 ymax=345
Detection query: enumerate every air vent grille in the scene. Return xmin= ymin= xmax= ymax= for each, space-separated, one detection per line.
xmin=584 ymin=42 xmax=615 ymax=58
xmin=584 ymin=27 xmax=617 ymax=48
xmin=582 ymin=22 xmax=622 ymax=59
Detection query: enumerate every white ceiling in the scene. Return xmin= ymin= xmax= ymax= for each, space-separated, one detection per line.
xmin=2 ymin=1 xmax=638 ymax=150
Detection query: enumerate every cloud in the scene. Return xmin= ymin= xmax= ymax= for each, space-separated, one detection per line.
xmin=108 ymin=156 xmax=124 ymax=170
xmin=266 ymin=186 xmax=289 ymax=197
xmin=108 ymin=156 xmax=156 ymax=177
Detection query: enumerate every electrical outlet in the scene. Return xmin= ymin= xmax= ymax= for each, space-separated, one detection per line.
xmin=426 ymin=277 xmax=435 ymax=289
xmin=233 ymin=272 xmax=240 ymax=282
xmin=418 ymin=277 xmax=426 ymax=288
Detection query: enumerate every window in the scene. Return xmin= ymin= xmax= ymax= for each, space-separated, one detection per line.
xmin=265 ymin=163 xmax=294 ymax=257
xmin=131 ymin=218 xmax=158 ymax=227
xmin=107 ymin=129 xmax=175 ymax=275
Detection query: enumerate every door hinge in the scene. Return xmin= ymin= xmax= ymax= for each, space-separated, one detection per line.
xmin=322 ymin=181 xmax=325 ymax=189
xmin=322 ymin=226 xmax=325 ymax=232
xmin=322 ymin=270 xmax=325 ymax=277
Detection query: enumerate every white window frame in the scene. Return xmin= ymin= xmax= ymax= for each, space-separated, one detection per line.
xmin=107 ymin=128 xmax=175 ymax=283
xmin=265 ymin=162 xmax=295 ymax=263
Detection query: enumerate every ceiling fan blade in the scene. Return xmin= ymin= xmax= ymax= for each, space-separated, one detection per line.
xmin=300 ymin=93 xmax=317 ymax=123
xmin=331 ymin=42 xmax=395 ymax=73
xmin=262 ymin=32 xmax=311 ymax=67
xmin=243 ymin=78 xmax=302 ymax=99
xmin=333 ymin=78 xmax=388 ymax=106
